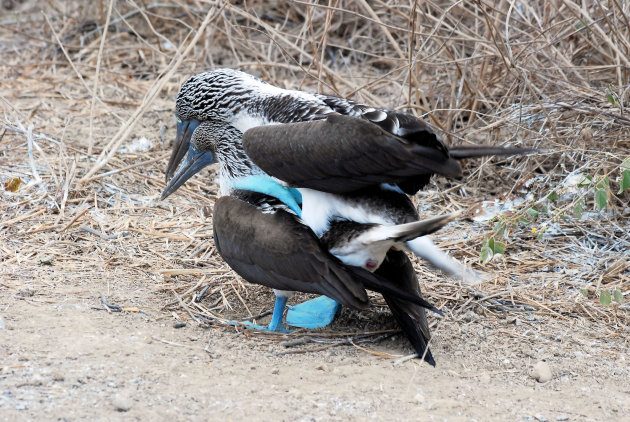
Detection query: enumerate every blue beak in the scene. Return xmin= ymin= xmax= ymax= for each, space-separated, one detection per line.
xmin=162 ymin=120 xmax=215 ymax=199
xmin=165 ymin=118 xmax=201 ymax=181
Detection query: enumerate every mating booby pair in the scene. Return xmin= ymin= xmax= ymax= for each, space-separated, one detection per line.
xmin=162 ymin=118 xmax=452 ymax=365
xmin=162 ymin=69 xmax=533 ymax=363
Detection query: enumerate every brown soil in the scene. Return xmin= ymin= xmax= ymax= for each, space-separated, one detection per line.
xmin=2 ymin=268 xmax=629 ymax=421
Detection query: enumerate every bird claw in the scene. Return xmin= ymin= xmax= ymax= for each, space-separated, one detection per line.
xmin=286 ymin=296 xmax=341 ymax=329
xmin=240 ymin=320 xmax=292 ymax=333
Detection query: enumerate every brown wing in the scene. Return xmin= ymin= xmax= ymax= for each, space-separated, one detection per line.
xmin=212 ymin=195 xmax=369 ymax=309
xmin=376 ymin=249 xmax=436 ymax=366
xmin=242 ymin=114 xmax=462 ymax=194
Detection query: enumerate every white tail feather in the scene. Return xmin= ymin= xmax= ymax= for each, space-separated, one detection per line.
xmin=406 ymin=236 xmax=482 ymax=282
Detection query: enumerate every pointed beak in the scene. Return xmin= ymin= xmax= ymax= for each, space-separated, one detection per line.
xmin=161 ymin=142 xmax=215 ymax=200
xmin=165 ymin=118 xmax=201 ymax=181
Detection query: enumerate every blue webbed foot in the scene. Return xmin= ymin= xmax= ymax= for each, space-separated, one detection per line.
xmin=286 ymin=296 xmax=341 ymax=329
xmin=241 ymin=294 xmax=292 ymax=333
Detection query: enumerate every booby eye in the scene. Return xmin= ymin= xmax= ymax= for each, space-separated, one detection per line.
xmin=365 ymin=259 xmax=378 ymax=271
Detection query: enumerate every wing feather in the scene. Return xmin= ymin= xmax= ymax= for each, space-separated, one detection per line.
xmin=212 ymin=196 xmax=370 ymax=309
xmin=376 ymin=250 xmax=436 ymax=366
xmin=242 ymin=114 xmax=462 ymax=194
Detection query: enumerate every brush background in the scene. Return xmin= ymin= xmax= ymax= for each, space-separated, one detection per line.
xmin=1 ymin=1 xmax=628 ymax=420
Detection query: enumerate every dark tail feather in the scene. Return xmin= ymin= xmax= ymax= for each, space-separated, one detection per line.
xmin=375 ymin=250 xmax=436 ymax=366
xmin=449 ymin=146 xmax=539 ymax=159
xmin=352 ymin=267 xmax=442 ymax=316
xmin=385 ymin=297 xmax=435 ymax=366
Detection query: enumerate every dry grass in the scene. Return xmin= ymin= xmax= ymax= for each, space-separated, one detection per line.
xmin=1 ymin=0 xmax=628 ymax=351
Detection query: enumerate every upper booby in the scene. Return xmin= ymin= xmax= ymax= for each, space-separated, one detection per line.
xmin=163 ymin=69 xmax=532 ymax=277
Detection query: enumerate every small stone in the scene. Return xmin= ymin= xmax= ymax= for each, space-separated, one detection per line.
xmin=507 ymin=316 xmax=521 ymax=326
xmin=113 ymin=394 xmax=132 ymax=412
xmin=38 ymin=255 xmax=54 ymax=266
xmin=315 ymin=364 xmax=328 ymax=372
xmin=271 ymin=368 xmax=279 ymax=375
xmin=0 ymin=315 xmax=6 ymax=329
xmin=556 ymin=416 xmax=569 ymax=421
xmin=462 ymin=311 xmax=479 ymax=322
xmin=51 ymin=372 xmax=65 ymax=382
xmin=30 ymin=375 xmax=43 ymax=386
xmin=17 ymin=289 xmax=35 ymax=297
xmin=529 ymin=361 xmax=552 ymax=383
xmin=173 ymin=321 xmax=186 ymax=329
xmin=412 ymin=393 xmax=425 ymax=404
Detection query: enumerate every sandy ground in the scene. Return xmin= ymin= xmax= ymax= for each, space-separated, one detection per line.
xmin=1 ymin=261 xmax=628 ymax=421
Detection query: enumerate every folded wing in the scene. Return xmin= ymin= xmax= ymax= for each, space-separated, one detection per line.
xmin=242 ymin=114 xmax=462 ymax=194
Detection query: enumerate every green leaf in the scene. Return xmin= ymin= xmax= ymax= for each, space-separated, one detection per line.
xmin=577 ymin=174 xmax=592 ymax=188
xmin=606 ymin=92 xmax=616 ymax=105
xmin=494 ymin=220 xmax=507 ymax=237
xmin=492 ymin=240 xmax=506 ymax=255
xmin=599 ymin=290 xmax=612 ymax=306
xmin=480 ymin=245 xmax=493 ymax=264
xmin=580 ymin=289 xmax=589 ymax=297
xmin=621 ymin=157 xmax=630 ymax=170
xmin=613 ymin=290 xmax=623 ymax=305
xmin=618 ymin=169 xmax=630 ymax=194
xmin=547 ymin=191 xmax=558 ymax=201
xmin=573 ymin=198 xmax=585 ymax=218
xmin=526 ymin=207 xmax=539 ymax=221
xmin=595 ymin=185 xmax=608 ymax=211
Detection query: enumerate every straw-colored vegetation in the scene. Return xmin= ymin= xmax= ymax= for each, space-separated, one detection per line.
xmin=2 ymin=0 xmax=628 ymax=357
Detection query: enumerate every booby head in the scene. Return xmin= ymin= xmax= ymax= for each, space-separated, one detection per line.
xmin=161 ymin=115 xmax=262 ymax=200
xmin=163 ymin=69 xmax=284 ymax=199
xmin=161 ymin=117 xmax=213 ymax=200
xmin=164 ymin=69 xmax=250 ymax=183
xmin=173 ymin=68 xmax=262 ymax=123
